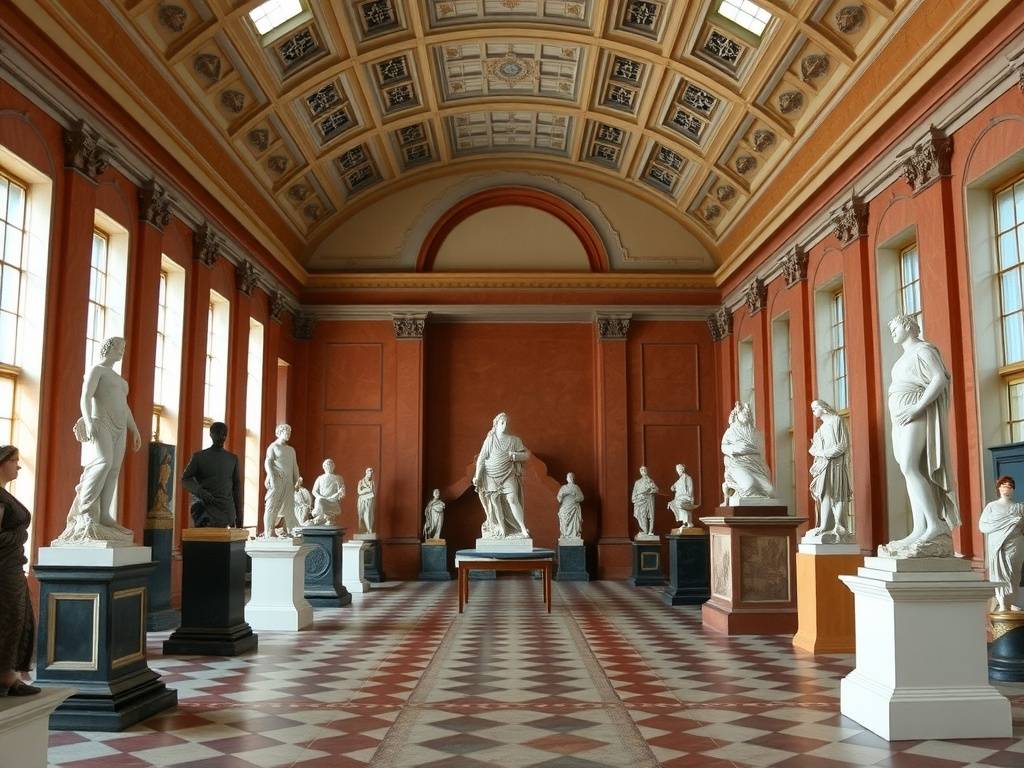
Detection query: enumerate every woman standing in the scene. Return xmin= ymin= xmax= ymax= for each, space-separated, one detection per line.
xmin=0 ymin=445 xmax=40 ymax=696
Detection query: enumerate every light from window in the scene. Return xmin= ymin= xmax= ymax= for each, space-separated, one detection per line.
xmin=831 ymin=291 xmax=848 ymax=411
xmin=899 ymin=244 xmax=922 ymax=332
xmin=244 ymin=319 xmax=265 ymax=528
xmin=996 ymin=181 xmax=1024 ymax=366
xmin=154 ymin=271 xmax=168 ymax=413
xmin=0 ymin=172 xmax=27 ymax=366
xmin=153 ymin=257 xmax=185 ymax=445
xmin=0 ymin=371 xmax=15 ymax=446
xmin=203 ymin=291 xmax=230 ymax=432
xmin=718 ymin=0 xmax=772 ymax=36
xmin=87 ymin=230 xmax=109 ymax=367
xmin=1010 ymin=378 xmax=1024 ymax=443
xmin=248 ymin=0 xmax=303 ymax=34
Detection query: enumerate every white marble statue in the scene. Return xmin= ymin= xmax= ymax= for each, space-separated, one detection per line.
xmin=423 ymin=489 xmax=445 ymax=541
xmin=309 ymin=459 xmax=345 ymax=525
xmin=632 ymin=466 xmax=659 ymax=539
xmin=979 ymin=476 xmax=1024 ymax=611
xmin=878 ymin=313 xmax=961 ymax=558
xmin=721 ymin=402 xmax=776 ymax=505
xmin=473 ymin=412 xmax=530 ymax=539
xmin=356 ymin=467 xmax=376 ymax=536
xmin=294 ymin=478 xmax=313 ymax=525
xmin=557 ymin=473 xmax=584 ymax=542
xmin=54 ymin=337 xmax=141 ymax=546
xmin=667 ymin=463 xmax=697 ymax=530
xmin=804 ymin=399 xmax=855 ymax=545
xmin=263 ymin=424 xmax=301 ymax=538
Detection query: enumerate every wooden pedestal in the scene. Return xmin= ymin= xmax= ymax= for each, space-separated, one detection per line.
xmin=792 ymin=546 xmax=862 ymax=654
xmin=700 ymin=508 xmax=805 ymax=635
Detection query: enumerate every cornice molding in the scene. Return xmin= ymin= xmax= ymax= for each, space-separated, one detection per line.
xmin=303 ymin=272 xmax=717 ymax=292
xmin=301 ymin=304 xmax=715 ymax=323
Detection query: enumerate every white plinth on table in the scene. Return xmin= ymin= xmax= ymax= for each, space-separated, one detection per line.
xmin=0 ymin=687 xmax=76 ymax=768
xmin=244 ymin=538 xmax=314 ymax=631
xmin=37 ymin=544 xmax=152 ymax=567
xmin=342 ymin=539 xmax=370 ymax=593
xmin=839 ymin=556 xmax=1011 ymax=740
xmin=474 ymin=537 xmax=534 ymax=552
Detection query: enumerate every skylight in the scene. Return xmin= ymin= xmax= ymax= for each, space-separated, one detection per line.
xmin=248 ymin=0 xmax=303 ymax=35
xmin=718 ymin=0 xmax=772 ymax=36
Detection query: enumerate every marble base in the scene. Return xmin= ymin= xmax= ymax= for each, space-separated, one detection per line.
xmin=245 ymin=538 xmax=314 ymax=631
xmin=37 ymin=544 xmax=152 ymax=567
xmin=0 ymin=687 xmax=75 ymax=767
xmin=163 ymin=528 xmax=257 ymax=656
xmin=839 ymin=557 xmax=1011 ymax=740
xmin=631 ymin=540 xmax=664 ymax=587
xmin=362 ymin=538 xmax=384 ymax=582
xmin=556 ymin=543 xmax=589 ymax=582
xmin=143 ymin=527 xmax=179 ymax=631
xmin=33 ymin=555 xmax=177 ymax=731
xmin=989 ymin=611 xmax=1024 ymax=682
xmin=419 ymin=542 xmax=451 ymax=581
xmin=662 ymin=532 xmax=710 ymax=605
xmin=793 ymin=550 xmax=862 ymax=654
xmin=342 ymin=540 xmax=370 ymax=593
xmin=475 ymin=537 xmax=534 ymax=552
xmin=298 ymin=526 xmax=351 ymax=607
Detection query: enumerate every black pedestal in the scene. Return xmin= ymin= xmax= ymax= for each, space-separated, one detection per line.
xmin=631 ymin=540 xmax=664 ymax=586
xmin=662 ymin=532 xmax=710 ymax=605
xmin=300 ymin=526 xmax=352 ymax=607
xmin=143 ymin=526 xmax=179 ymax=630
xmin=361 ymin=538 xmax=384 ymax=582
xmin=989 ymin=613 xmax=1024 ymax=682
xmin=34 ymin=551 xmax=177 ymax=731
xmin=555 ymin=543 xmax=590 ymax=581
xmin=163 ymin=530 xmax=257 ymax=656
xmin=419 ymin=542 xmax=451 ymax=580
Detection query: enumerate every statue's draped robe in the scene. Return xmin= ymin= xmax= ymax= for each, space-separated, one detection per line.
xmin=476 ymin=430 xmax=527 ymax=537
xmin=809 ymin=414 xmax=852 ymax=505
xmin=722 ymin=422 xmax=774 ymax=498
xmin=980 ymin=500 xmax=1024 ymax=606
xmin=557 ymin=483 xmax=584 ymax=539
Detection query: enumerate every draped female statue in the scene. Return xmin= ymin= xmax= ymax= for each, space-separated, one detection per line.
xmin=979 ymin=476 xmax=1024 ymax=611
xmin=474 ymin=412 xmax=530 ymax=539
xmin=423 ymin=489 xmax=445 ymax=541
xmin=805 ymin=399 xmax=854 ymax=544
xmin=720 ymin=402 xmax=775 ymax=505
xmin=55 ymin=337 xmax=140 ymax=545
xmin=557 ymin=473 xmax=584 ymax=541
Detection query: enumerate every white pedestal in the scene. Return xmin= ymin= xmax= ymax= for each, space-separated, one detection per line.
xmin=839 ymin=556 xmax=1012 ymax=740
xmin=0 ymin=687 xmax=76 ymax=768
xmin=342 ymin=540 xmax=370 ymax=593
xmin=37 ymin=544 xmax=152 ymax=567
xmin=475 ymin=537 xmax=534 ymax=552
xmin=798 ymin=543 xmax=860 ymax=555
xmin=244 ymin=538 xmax=314 ymax=631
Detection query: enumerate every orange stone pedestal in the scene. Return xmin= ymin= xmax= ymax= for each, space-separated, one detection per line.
xmin=700 ymin=507 xmax=806 ymax=635
xmin=792 ymin=544 xmax=862 ymax=654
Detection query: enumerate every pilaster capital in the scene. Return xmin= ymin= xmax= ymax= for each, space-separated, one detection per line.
xmin=63 ymin=119 xmax=108 ymax=180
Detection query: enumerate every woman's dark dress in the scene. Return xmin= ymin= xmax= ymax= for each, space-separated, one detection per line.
xmin=0 ymin=487 xmax=33 ymax=672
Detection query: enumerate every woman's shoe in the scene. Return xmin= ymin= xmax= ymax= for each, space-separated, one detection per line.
xmin=5 ymin=681 xmax=41 ymax=696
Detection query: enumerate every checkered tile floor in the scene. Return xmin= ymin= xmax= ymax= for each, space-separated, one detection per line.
xmin=46 ymin=579 xmax=1024 ymax=767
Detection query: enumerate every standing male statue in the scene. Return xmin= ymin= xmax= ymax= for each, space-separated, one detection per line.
xmin=181 ymin=422 xmax=242 ymax=528
xmin=474 ymin=412 xmax=530 ymax=539
xmin=632 ymin=466 xmax=659 ymax=538
xmin=263 ymin=424 xmax=301 ymax=538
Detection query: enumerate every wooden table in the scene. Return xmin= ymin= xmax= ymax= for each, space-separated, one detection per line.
xmin=457 ymin=557 xmax=553 ymax=614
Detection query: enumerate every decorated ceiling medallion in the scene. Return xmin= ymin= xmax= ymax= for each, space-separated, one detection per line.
xmin=335 ymin=145 xmax=381 ymax=196
xmin=427 ymin=0 xmax=593 ymax=27
xmin=221 ymin=90 xmax=245 ymax=114
xmin=305 ymin=83 xmax=341 ymax=116
xmin=358 ymin=0 xmax=400 ymax=36
xmin=288 ymin=184 xmax=309 ymax=202
xmin=735 ymin=155 xmax=756 ymax=175
xmin=716 ymin=185 xmax=736 ymax=202
xmin=752 ymin=129 xmax=775 ymax=152
xmin=835 ymin=4 xmax=866 ymax=34
xmin=611 ymin=56 xmax=643 ymax=83
xmin=276 ymin=26 xmax=323 ymax=73
xmin=703 ymin=203 xmax=721 ymax=221
xmin=778 ymin=90 xmax=804 ymax=114
xmin=158 ymin=4 xmax=187 ymax=33
xmin=194 ymin=54 xmax=222 ymax=82
xmin=248 ymin=128 xmax=270 ymax=152
xmin=484 ymin=53 xmax=539 ymax=88
xmin=704 ymin=30 xmax=743 ymax=66
xmin=267 ymin=155 xmax=288 ymax=174
xmin=800 ymin=54 xmax=829 ymax=83
xmin=377 ymin=56 xmax=410 ymax=83
xmin=682 ymin=83 xmax=716 ymax=115
xmin=642 ymin=143 xmax=685 ymax=196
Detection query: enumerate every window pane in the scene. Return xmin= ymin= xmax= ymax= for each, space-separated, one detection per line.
xmin=5 ymin=183 xmax=24 ymax=225
xmin=3 ymin=226 xmax=21 ymax=267
xmin=1015 ymin=182 xmax=1024 ymax=225
xmin=1 ymin=265 xmax=19 ymax=314
xmin=1010 ymin=381 xmax=1024 ymax=420
xmin=999 ymin=230 xmax=1018 ymax=269
xmin=1002 ymin=270 xmax=1023 ymax=313
xmin=997 ymin=188 xmax=1016 ymax=231
xmin=0 ymin=314 xmax=16 ymax=365
xmin=0 ymin=178 xmax=8 ymax=223
xmin=1005 ymin=312 xmax=1024 ymax=364
xmin=1014 ymin=421 xmax=1024 ymax=443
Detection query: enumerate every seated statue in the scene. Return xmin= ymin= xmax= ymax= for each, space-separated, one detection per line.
xmin=667 ymin=463 xmax=697 ymax=531
xmin=309 ymin=459 xmax=345 ymax=526
xmin=721 ymin=402 xmax=775 ymax=505
xmin=294 ymin=478 xmax=313 ymax=526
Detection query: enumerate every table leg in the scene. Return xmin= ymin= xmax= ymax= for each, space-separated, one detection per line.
xmin=458 ymin=566 xmax=464 ymax=614
xmin=546 ymin=564 xmax=551 ymax=613
xmin=464 ymin=567 xmax=470 ymax=604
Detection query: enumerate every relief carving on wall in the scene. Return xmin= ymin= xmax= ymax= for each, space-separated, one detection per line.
xmin=739 ymin=535 xmax=790 ymax=602
xmin=393 ymin=314 xmax=426 ymax=339
xmin=596 ymin=315 xmax=631 ymax=340
xmin=778 ymin=245 xmax=807 ymax=287
xmin=706 ymin=305 xmax=732 ymax=342
xmin=193 ymin=223 xmax=221 ymax=267
xmin=63 ymin=119 xmax=108 ymax=180
xmin=743 ymin=276 xmax=767 ymax=315
xmin=711 ymin=533 xmax=732 ymax=601
xmin=139 ymin=179 xmax=173 ymax=230
xmin=293 ymin=312 xmax=317 ymax=340
xmin=235 ymin=259 xmax=259 ymax=295
xmin=899 ymin=126 xmax=952 ymax=193
xmin=830 ymin=195 xmax=867 ymax=244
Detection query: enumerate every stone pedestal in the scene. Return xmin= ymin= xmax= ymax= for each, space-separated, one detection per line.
xmin=556 ymin=541 xmax=589 ymax=582
xmin=631 ymin=539 xmax=664 ymax=586
xmin=143 ymin=524 xmax=178 ymax=631
xmin=342 ymin=540 xmax=370 ymax=593
xmin=298 ymin=526 xmax=351 ymax=607
xmin=839 ymin=557 xmax=1011 ymax=740
xmin=419 ymin=540 xmax=451 ymax=580
xmin=700 ymin=507 xmax=805 ymax=635
xmin=0 ymin=687 xmax=75 ymax=766
xmin=662 ymin=530 xmax=710 ymax=605
xmin=34 ymin=545 xmax=177 ymax=731
xmin=793 ymin=544 xmax=861 ymax=654
xmin=244 ymin=538 xmax=314 ymax=631
xmin=163 ymin=528 xmax=257 ymax=656
xmin=355 ymin=535 xmax=384 ymax=582
xmin=989 ymin=610 xmax=1024 ymax=682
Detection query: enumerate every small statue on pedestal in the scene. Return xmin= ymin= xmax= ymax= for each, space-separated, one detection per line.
xmin=473 ymin=412 xmax=530 ymax=540
xmin=263 ymin=424 xmax=301 ymax=538
xmin=356 ymin=467 xmax=376 ymax=536
xmin=181 ymin=421 xmax=242 ymax=528
xmin=667 ymin=464 xmax=697 ymax=533
xmin=423 ymin=489 xmax=445 ymax=541
xmin=631 ymin=466 xmax=658 ymax=539
xmin=721 ymin=402 xmax=776 ymax=505
xmin=804 ymin=399 xmax=855 ymax=545
xmin=294 ymin=478 xmax=313 ymax=526
xmin=557 ymin=473 xmax=584 ymax=542
xmin=309 ymin=459 xmax=344 ymax=526
xmin=980 ymin=476 xmax=1024 ymax=612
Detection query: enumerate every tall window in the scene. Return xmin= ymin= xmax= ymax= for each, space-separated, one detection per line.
xmin=203 ymin=291 xmax=231 ymax=438
xmin=86 ymin=213 xmax=127 ymax=369
xmin=87 ymin=230 xmax=109 ymax=368
xmin=996 ymin=178 xmax=1024 ymax=441
xmin=152 ymin=257 xmax=185 ymax=444
xmin=738 ymin=337 xmax=755 ymax=416
xmin=899 ymin=244 xmax=923 ymax=331
xmin=0 ymin=171 xmax=27 ymax=445
xmin=244 ymin=319 xmax=265 ymax=528
xmin=830 ymin=290 xmax=848 ymax=412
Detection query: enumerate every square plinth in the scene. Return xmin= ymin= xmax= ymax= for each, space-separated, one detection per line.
xmin=419 ymin=542 xmax=452 ymax=581
xmin=631 ymin=540 xmax=664 ymax=587
xmin=663 ymin=533 xmax=710 ymax=605
xmin=298 ymin=526 xmax=352 ymax=607
xmin=792 ymin=550 xmax=862 ymax=654
xmin=556 ymin=544 xmax=589 ymax=582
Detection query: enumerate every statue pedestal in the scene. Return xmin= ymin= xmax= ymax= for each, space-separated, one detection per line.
xmin=419 ymin=540 xmax=451 ymax=580
xmin=631 ymin=539 xmax=664 ymax=586
xmin=662 ymin=530 xmax=710 ymax=605
xmin=298 ymin=526 xmax=351 ymax=607
xmin=793 ymin=543 xmax=861 ymax=654
xmin=475 ymin=537 xmax=534 ymax=552
xmin=840 ymin=557 xmax=1011 ymax=740
xmin=163 ymin=529 xmax=257 ymax=656
xmin=989 ymin=610 xmax=1024 ymax=682
xmin=0 ymin=687 xmax=76 ymax=766
xmin=143 ymin=521 xmax=178 ymax=631
xmin=700 ymin=508 xmax=805 ymax=635
xmin=34 ymin=545 xmax=177 ymax=730
xmin=342 ymin=540 xmax=370 ymax=593
xmin=244 ymin=538 xmax=314 ymax=631
xmin=556 ymin=541 xmax=589 ymax=582
xmin=354 ymin=534 xmax=384 ymax=582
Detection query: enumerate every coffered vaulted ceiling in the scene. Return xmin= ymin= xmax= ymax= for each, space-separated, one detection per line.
xmin=19 ymin=0 xmax=959 ymax=274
